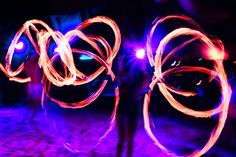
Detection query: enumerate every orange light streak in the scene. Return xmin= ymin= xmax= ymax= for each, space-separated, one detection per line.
xmin=144 ymin=15 xmax=232 ymax=157
xmin=0 ymin=16 xmax=121 ymax=144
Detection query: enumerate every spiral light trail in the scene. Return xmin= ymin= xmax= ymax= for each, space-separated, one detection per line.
xmin=0 ymin=16 xmax=121 ymax=145
xmin=144 ymin=15 xmax=232 ymax=157
xmin=0 ymin=14 xmax=232 ymax=156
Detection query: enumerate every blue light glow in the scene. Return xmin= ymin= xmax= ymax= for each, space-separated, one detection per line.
xmin=50 ymin=12 xmax=82 ymax=34
xmin=79 ymin=54 xmax=93 ymax=60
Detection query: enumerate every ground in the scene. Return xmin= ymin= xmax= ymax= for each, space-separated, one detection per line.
xmin=0 ymin=100 xmax=235 ymax=157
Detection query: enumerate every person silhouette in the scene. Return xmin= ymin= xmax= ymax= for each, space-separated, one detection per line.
xmin=24 ymin=51 xmax=42 ymax=123
xmin=115 ymin=52 xmax=150 ymax=157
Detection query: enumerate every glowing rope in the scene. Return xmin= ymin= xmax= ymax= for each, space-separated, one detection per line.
xmin=1 ymin=16 xmax=120 ymax=105
xmin=0 ymin=16 xmax=121 ymax=144
xmin=144 ymin=15 xmax=232 ymax=157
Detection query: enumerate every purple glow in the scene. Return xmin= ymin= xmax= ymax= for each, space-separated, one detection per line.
xmin=0 ymin=104 xmax=232 ymax=156
xmin=15 ymin=41 xmax=24 ymax=50
xmin=136 ymin=48 xmax=145 ymax=59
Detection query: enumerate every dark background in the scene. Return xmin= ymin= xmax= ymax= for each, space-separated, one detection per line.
xmin=1 ymin=0 xmax=236 ymax=46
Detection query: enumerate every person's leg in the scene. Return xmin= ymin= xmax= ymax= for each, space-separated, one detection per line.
xmin=127 ymin=116 xmax=137 ymax=157
xmin=116 ymin=114 xmax=125 ymax=157
xmin=29 ymin=98 xmax=41 ymax=122
xmin=127 ymin=99 xmax=141 ymax=157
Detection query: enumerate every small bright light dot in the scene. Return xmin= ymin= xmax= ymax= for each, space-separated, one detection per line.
xmin=171 ymin=60 xmax=181 ymax=66
xmin=15 ymin=41 xmax=24 ymax=50
xmin=54 ymin=47 xmax=61 ymax=53
xmin=136 ymin=48 xmax=145 ymax=59
xmin=171 ymin=60 xmax=176 ymax=66
xmin=196 ymin=80 xmax=202 ymax=86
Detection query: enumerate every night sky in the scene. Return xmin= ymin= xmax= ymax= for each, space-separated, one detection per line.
xmin=0 ymin=1 xmax=236 ymax=57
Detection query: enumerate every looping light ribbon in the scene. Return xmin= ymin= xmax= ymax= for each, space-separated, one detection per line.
xmin=0 ymin=16 xmax=121 ymax=145
xmin=144 ymin=15 xmax=232 ymax=157
xmin=1 ymin=16 xmax=121 ymax=108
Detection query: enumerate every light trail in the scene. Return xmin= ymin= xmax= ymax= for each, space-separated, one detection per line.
xmin=144 ymin=15 xmax=232 ymax=157
xmin=0 ymin=16 xmax=121 ymax=147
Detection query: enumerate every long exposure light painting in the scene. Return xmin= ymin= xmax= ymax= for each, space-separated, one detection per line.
xmin=0 ymin=15 xmax=232 ymax=157
xmin=0 ymin=16 xmax=121 ymax=145
xmin=143 ymin=15 xmax=232 ymax=157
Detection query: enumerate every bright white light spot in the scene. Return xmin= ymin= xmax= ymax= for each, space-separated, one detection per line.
xmin=206 ymin=48 xmax=224 ymax=60
xmin=54 ymin=47 xmax=61 ymax=53
xmin=171 ymin=61 xmax=176 ymax=66
xmin=171 ymin=60 xmax=181 ymax=66
xmin=15 ymin=41 xmax=24 ymax=50
xmin=136 ymin=49 xmax=145 ymax=59
xmin=196 ymin=80 xmax=202 ymax=86
xmin=54 ymin=43 xmax=68 ymax=53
